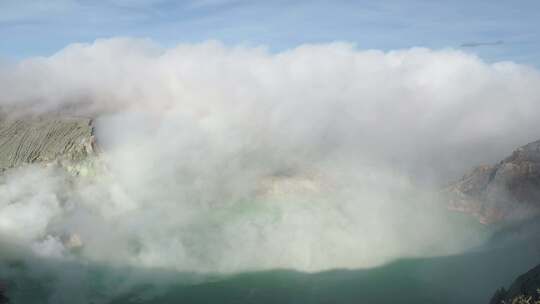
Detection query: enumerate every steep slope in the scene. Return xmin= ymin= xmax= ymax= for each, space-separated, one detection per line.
xmin=0 ymin=116 xmax=95 ymax=171
xmin=489 ymin=264 xmax=540 ymax=304
xmin=445 ymin=140 xmax=540 ymax=224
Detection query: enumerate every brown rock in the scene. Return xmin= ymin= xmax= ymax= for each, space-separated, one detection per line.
xmin=445 ymin=140 xmax=540 ymax=223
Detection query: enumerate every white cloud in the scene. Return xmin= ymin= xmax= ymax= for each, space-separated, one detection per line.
xmin=1 ymin=39 xmax=540 ymax=277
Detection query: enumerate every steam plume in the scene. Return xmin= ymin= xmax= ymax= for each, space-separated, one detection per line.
xmin=1 ymin=39 xmax=540 ymax=276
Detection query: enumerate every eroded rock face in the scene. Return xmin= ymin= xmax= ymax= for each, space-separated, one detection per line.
xmin=446 ymin=140 xmax=540 ymax=224
xmin=0 ymin=116 xmax=97 ymax=251
xmin=0 ymin=116 xmax=95 ymax=171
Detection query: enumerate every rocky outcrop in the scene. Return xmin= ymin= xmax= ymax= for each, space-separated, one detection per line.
xmin=445 ymin=140 xmax=540 ymax=224
xmin=489 ymin=264 xmax=540 ymax=304
xmin=0 ymin=116 xmax=95 ymax=171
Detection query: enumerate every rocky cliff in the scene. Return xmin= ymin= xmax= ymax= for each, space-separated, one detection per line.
xmin=0 ymin=116 xmax=95 ymax=172
xmin=445 ymin=140 xmax=540 ymax=224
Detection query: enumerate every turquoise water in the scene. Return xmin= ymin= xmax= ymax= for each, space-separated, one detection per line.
xmin=112 ymin=249 xmax=539 ymax=304
xmin=3 ymin=235 xmax=540 ymax=304
xmin=2 ymin=217 xmax=540 ymax=304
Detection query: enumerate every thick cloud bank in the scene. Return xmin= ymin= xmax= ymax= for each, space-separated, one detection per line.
xmin=1 ymin=39 xmax=540 ymax=275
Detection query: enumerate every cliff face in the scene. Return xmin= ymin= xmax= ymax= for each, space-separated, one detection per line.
xmin=445 ymin=140 xmax=540 ymax=224
xmin=0 ymin=117 xmax=95 ymax=172
xmin=489 ymin=264 xmax=540 ymax=304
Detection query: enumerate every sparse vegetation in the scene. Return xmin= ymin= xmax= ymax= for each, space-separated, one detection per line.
xmin=501 ymin=289 xmax=540 ymax=304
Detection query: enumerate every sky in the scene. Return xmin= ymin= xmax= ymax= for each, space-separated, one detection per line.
xmin=1 ymin=0 xmax=540 ymax=66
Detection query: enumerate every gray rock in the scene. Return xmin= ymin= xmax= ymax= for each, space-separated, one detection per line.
xmin=445 ymin=140 xmax=540 ymax=224
xmin=0 ymin=116 xmax=95 ymax=171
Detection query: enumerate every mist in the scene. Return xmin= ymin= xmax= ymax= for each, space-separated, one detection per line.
xmin=1 ymin=38 xmax=540 ymax=300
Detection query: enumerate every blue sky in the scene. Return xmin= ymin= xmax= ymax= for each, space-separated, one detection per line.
xmin=1 ymin=0 xmax=540 ymax=66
